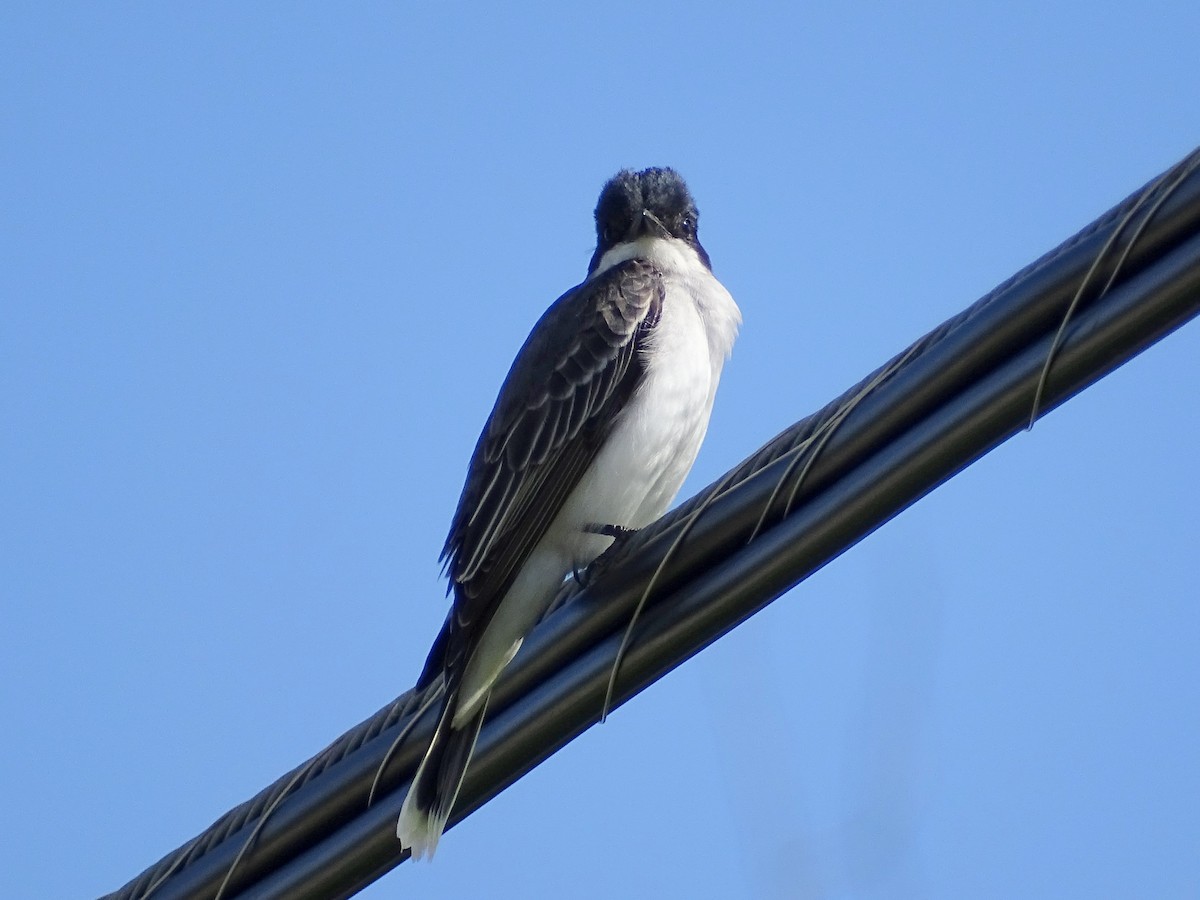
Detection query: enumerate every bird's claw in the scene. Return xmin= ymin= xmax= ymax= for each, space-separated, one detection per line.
xmin=583 ymin=522 xmax=635 ymax=539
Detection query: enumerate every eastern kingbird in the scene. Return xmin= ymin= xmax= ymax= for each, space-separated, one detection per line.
xmin=396 ymin=167 xmax=741 ymax=858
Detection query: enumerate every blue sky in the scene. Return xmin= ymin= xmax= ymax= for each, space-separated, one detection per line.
xmin=3 ymin=4 xmax=1198 ymax=898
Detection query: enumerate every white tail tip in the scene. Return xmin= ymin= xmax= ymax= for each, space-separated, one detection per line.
xmin=396 ymin=792 xmax=447 ymax=861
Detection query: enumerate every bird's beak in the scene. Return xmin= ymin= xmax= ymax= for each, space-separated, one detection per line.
xmin=630 ymin=208 xmax=669 ymax=240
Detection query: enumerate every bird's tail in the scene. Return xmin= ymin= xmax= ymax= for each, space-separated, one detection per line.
xmin=396 ymin=687 xmax=488 ymax=860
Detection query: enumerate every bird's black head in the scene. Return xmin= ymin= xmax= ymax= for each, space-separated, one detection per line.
xmin=588 ymin=167 xmax=710 ymax=275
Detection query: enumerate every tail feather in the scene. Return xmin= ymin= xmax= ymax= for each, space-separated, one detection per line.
xmin=396 ymin=691 xmax=488 ymax=860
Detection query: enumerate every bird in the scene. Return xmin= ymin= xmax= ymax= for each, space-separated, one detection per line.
xmin=396 ymin=166 xmax=741 ymax=858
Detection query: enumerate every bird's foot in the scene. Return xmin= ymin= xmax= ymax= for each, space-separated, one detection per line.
xmin=583 ymin=522 xmax=636 ymax=539
xmin=572 ymin=523 xmax=638 ymax=587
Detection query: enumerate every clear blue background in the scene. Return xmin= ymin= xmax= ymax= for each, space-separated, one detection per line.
xmin=3 ymin=4 xmax=1198 ymax=898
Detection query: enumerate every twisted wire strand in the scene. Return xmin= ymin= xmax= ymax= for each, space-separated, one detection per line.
xmin=105 ymin=688 xmax=431 ymax=900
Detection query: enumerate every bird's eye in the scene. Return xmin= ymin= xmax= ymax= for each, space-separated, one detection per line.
xmin=680 ymin=216 xmax=694 ymax=235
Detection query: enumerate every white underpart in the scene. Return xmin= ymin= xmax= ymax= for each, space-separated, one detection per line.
xmin=453 ymin=235 xmax=740 ymax=726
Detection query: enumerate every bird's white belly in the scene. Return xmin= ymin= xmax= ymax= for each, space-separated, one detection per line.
xmin=555 ymin=287 xmax=715 ymax=569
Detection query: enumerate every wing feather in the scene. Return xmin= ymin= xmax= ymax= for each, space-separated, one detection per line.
xmin=439 ymin=258 xmax=663 ymax=645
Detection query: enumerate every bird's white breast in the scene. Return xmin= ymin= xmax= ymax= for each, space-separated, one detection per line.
xmin=557 ymin=235 xmax=741 ymax=568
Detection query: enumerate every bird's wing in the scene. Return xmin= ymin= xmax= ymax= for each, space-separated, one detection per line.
xmin=442 ymin=256 xmax=663 ymax=636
